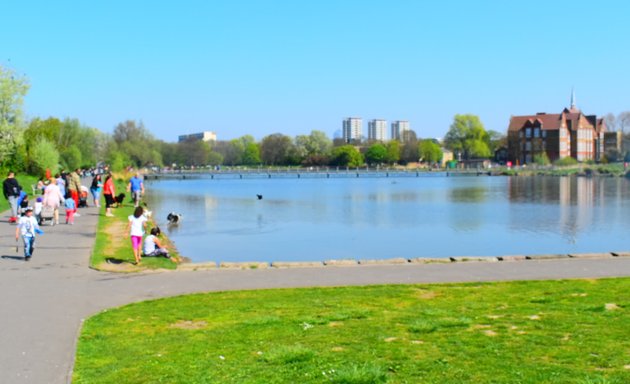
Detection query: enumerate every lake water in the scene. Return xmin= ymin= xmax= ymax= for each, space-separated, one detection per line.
xmin=144 ymin=175 xmax=630 ymax=263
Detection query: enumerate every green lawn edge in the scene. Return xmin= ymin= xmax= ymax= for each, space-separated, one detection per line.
xmin=73 ymin=278 xmax=630 ymax=383
xmin=90 ymin=178 xmax=178 ymax=271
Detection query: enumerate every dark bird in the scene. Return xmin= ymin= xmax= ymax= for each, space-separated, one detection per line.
xmin=167 ymin=212 xmax=182 ymax=224
xmin=256 ymin=194 xmax=263 ymax=200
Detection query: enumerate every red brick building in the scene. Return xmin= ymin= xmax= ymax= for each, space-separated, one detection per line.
xmin=507 ymin=93 xmax=608 ymax=164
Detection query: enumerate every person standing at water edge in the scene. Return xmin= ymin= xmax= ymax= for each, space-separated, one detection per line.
xmin=127 ymin=206 xmax=147 ymax=264
xmin=127 ymin=172 xmax=144 ymax=207
xmin=15 ymin=207 xmax=41 ymax=261
xmin=3 ymin=171 xmax=22 ymax=223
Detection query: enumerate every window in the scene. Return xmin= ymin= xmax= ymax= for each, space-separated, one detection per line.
xmin=542 ymin=130 xmax=547 ymax=138
xmin=534 ymin=128 xmax=540 ymax=138
xmin=525 ymin=142 xmax=531 ymax=151
xmin=526 ymin=128 xmax=531 ymax=138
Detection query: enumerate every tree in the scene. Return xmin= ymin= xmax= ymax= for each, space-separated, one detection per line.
xmin=242 ymin=142 xmax=261 ymax=165
xmin=364 ymin=143 xmax=387 ymax=165
xmin=400 ymin=131 xmax=419 ymax=164
xmin=418 ymin=140 xmax=443 ymax=164
xmin=28 ymin=137 xmax=59 ymax=175
xmin=260 ymin=133 xmax=293 ymax=165
xmin=178 ymin=139 xmax=211 ymax=166
xmin=0 ymin=65 xmax=29 ymax=166
xmin=330 ymin=145 xmax=363 ymax=167
xmin=385 ymin=141 xmax=401 ymax=164
xmin=604 ymin=113 xmax=617 ymax=132
xmin=60 ymin=145 xmax=82 ymax=170
xmin=487 ymin=130 xmax=507 ymax=153
xmin=112 ymin=120 xmax=162 ymax=166
xmin=444 ymin=114 xmax=491 ymax=159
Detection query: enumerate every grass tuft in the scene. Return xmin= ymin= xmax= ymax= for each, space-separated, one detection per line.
xmin=328 ymin=363 xmax=388 ymax=384
xmin=263 ymin=345 xmax=315 ymax=364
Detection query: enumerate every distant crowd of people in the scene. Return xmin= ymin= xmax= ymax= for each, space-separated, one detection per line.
xmin=3 ymin=168 xmax=170 ymax=263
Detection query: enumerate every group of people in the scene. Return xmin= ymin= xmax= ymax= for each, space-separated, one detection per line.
xmin=4 ymin=169 xmax=169 ymax=263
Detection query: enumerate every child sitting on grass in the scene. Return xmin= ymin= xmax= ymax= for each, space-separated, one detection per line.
xmin=143 ymin=227 xmax=170 ymax=258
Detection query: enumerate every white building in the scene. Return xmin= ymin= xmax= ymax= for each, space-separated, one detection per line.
xmin=368 ymin=119 xmax=387 ymax=141
xmin=391 ymin=120 xmax=410 ymax=141
xmin=342 ymin=117 xmax=363 ymax=142
xmin=178 ymin=131 xmax=217 ymax=143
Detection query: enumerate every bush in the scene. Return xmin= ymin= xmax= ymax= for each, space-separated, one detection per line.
xmin=554 ymin=157 xmax=578 ymax=166
xmin=28 ymin=137 xmax=59 ymax=175
xmin=533 ymin=152 xmax=550 ymax=166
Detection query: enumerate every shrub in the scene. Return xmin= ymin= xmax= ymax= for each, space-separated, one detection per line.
xmin=554 ymin=157 xmax=578 ymax=166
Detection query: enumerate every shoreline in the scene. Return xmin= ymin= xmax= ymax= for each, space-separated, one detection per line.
xmin=177 ymin=251 xmax=629 ymax=270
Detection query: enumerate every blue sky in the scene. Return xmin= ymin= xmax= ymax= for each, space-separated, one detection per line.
xmin=3 ymin=1 xmax=629 ymax=142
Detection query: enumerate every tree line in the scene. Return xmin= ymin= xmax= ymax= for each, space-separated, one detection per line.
xmin=13 ymin=65 xmax=630 ymax=174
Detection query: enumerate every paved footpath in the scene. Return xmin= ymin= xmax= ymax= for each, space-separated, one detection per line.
xmin=1 ymin=205 xmax=630 ymax=383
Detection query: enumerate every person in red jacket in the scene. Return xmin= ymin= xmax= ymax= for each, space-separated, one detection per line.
xmin=103 ymin=173 xmax=116 ymax=217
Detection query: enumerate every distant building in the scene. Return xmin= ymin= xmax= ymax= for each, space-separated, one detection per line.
xmin=367 ymin=119 xmax=387 ymax=141
xmin=507 ymin=91 xmax=610 ymax=164
xmin=178 ymin=131 xmax=217 ymax=143
xmin=342 ymin=117 xmax=363 ymax=142
xmin=391 ymin=120 xmax=410 ymax=141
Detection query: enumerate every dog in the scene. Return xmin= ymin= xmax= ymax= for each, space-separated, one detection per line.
xmin=114 ymin=193 xmax=126 ymax=208
xmin=166 ymin=212 xmax=182 ymax=224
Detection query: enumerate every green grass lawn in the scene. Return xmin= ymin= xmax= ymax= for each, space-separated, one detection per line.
xmin=73 ymin=278 xmax=630 ymax=383
xmin=90 ymin=177 xmax=178 ymax=271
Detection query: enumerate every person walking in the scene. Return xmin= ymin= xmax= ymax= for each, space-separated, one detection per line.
xmin=127 ymin=172 xmax=145 ymax=208
xmin=15 ymin=207 xmax=42 ymax=261
xmin=103 ymin=173 xmax=116 ymax=217
xmin=42 ymin=178 xmax=64 ymax=225
xmin=90 ymin=174 xmax=103 ymax=208
xmin=127 ymin=206 xmax=147 ymax=264
xmin=67 ymin=169 xmax=82 ymax=216
xmin=3 ymin=171 xmax=22 ymax=223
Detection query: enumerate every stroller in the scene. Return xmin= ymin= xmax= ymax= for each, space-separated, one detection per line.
xmin=40 ymin=205 xmax=55 ymax=226
xmin=78 ymin=190 xmax=89 ymax=208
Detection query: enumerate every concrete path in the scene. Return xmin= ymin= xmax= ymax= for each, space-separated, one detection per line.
xmin=1 ymin=204 xmax=630 ymax=383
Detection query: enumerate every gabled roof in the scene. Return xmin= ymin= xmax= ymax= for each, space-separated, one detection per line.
xmin=509 ymin=108 xmax=603 ymax=132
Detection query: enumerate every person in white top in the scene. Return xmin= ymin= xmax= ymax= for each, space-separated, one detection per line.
xmin=15 ymin=207 xmax=42 ymax=261
xmin=127 ymin=206 xmax=147 ymax=265
xmin=143 ymin=227 xmax=170 ymax=258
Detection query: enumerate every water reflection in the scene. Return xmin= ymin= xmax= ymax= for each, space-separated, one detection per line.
xmin=144 ymin=176 xmax=630 ymax=262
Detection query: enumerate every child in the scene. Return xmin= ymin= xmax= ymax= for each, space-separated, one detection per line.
xmin=15 ymin=207 xmax=41 ymax=261
xmin=17 ymin=191 xmax=29 ymax=215
xmin=127 ymin=206 xmax=147 ymax=264
xmin=65 ymin=192 xmax=76 ymax=225
xmin=34 ymin=197 xmax=43 ymax=224
xmin=143 ymin=227 xmax=170 ymax=258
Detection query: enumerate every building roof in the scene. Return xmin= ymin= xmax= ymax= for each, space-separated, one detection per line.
xmin=508 ymin=108 xmax=606 ymax=133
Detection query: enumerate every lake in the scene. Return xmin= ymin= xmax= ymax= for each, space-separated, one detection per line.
xmin=143 ymin=175 xmax=630 ymax=263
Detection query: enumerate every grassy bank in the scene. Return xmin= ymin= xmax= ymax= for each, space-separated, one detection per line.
xmin=73 ymin=278 xmax=630 ymax=383
xmin=90 ymin=175 xmax=179 ymax=271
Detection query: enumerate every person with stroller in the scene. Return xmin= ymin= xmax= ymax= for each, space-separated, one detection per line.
xmin=43 ymin=178 xmax=64 ymax=225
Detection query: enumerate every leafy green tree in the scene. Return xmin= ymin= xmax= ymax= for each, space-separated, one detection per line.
xmin=207 ymin=151 xmax=224 ymax=166
xmin=418 ymin=140 xmax=443 ymax=164
xmin=385 ymin=140 xmax=401 ymax=164
xmin=444 ymin=114 xmax=491 ymax=159
xmin=112 ymin=120 xmax=162 ymax=166
xmin=295 ymin=130 xmax=332 ymax=165
xmin=178 ymin=139 xmax=211 ymax=166
xmin=106 ymin=149 xmax=130 ymax=172
xmin=330 ymin=145 xmax=363 ymax=167
xmin=242 ymin=142 xmax=261 ymax=165
xmin=0 ymin=66 xmax=29 ymax=166
xmin=533 ymin=152 xmax=550 ymax=166
xmin=365 ymin=143 xmax=387 ymax=165
xmin=28 ymin=137 xmax=59 ymax=175
xmin=60 ymin=145 xmax=82 ymax=170
xmin=260 ymin=133 xmax=294 ymax=165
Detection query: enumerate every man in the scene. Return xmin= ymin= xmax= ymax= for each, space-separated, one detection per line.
xmin=3 ymin=171 xmax=22 ymax=223
xmin=67 ymin=169 xmax=82 ymax=216
xmin=127 ymin=172 xmax=145 ymax=207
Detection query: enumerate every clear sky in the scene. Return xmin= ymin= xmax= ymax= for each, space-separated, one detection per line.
xmin=2 ymin=1 xmax=629 ymax=142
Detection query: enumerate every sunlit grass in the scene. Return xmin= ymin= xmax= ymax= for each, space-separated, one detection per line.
xmin=73 ymin=278 xmax=630 ymax=383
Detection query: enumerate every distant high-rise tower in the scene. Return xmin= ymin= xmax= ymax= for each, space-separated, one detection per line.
xmin=343 ymin=117 xmax=363 ymax=142
xmin=368 ymin=119 xmax=387 ymax=141
xmin=391 ymin=120 xmax=410 ymax=141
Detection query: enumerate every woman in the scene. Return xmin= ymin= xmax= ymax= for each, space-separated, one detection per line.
xmin=90 ymin=174 xmax=103 ymax=208
xmin=103 ymin=173 xmax=116 ymax=217
xmin=42 ymin=178 xmax=64 ymax=225
xmin=127 ymin=206 xmax=147 ymax=265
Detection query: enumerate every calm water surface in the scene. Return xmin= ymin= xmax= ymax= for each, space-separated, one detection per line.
xmin=144 ymin=176 xmax=630 ymax=263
